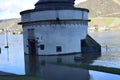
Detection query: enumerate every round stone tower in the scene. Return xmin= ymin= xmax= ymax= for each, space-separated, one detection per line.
xmin=19 ymin=0 xmax=101 ymax=76
xmin=19 ymin=0 xmax=90 ymax=55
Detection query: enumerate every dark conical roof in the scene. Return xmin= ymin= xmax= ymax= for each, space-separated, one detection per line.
xmin=35 ymin=0 xmax=75 ymax=9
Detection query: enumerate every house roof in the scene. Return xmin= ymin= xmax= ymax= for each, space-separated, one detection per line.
xmin=20 ymin=0 xmax=89 ymax=15
xmin=34 ymin=0 xmax=75 ymax=9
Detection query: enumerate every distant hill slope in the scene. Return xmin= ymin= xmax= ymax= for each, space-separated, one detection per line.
xmin=0 ymin=0 xmax=120 ymax=33
xmin=0 ymin=18 xmax=22 ymax=34
xmin=89 ymin=17 xmax=120 ymax=31
xmin=75 ymin=0 xmax=120 ymax=17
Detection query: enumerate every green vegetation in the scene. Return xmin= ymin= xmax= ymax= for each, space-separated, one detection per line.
xmin=53 ymin=63 xmax=120 ymax=75
xmin=0 ymin=76 xmax=43 ymax=80
xmin=89 ymin=17 xmax=120 ymax=28
xmin=104 ymin=18 xmax=114 ymax=26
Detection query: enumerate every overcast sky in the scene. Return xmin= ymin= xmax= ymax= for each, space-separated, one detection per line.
xmin=0 ymin=0 xmax=86 ymax=20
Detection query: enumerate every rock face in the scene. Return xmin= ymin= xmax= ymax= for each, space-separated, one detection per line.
xmin=76 ymin=0 xmax=120 ymax=17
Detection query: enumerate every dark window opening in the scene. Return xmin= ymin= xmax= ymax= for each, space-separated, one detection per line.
xmin=56 ymin=46 xmax=62 ymax=52
xmin=81 ymin=39 xmax=87 ymax=47
xmin=28 ymin=29 xmax=35 ymax=39
xmin=40 ymin=44 xmax=44 ymax=50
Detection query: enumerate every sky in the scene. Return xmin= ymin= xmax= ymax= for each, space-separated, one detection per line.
xmin=0 ymin=0 xmax=86 ymax=20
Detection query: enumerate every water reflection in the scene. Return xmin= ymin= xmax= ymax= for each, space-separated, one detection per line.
xmin=0 ymin=31 xmax=120 ymax=79
xmin=24 ymin=52 xmax=100 ymax=80
xmin=25 ymin=55 xmax=90 ymax=80
xmin=81 ymin=53 xmax=101 ymax=64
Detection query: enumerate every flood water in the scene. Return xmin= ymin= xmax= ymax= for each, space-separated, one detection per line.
xmin=89 ymin=31 xmax=120 ymax=68
xmin=0 ymin=31 xmax=120 ymax=79
xmin=0 ymin=35 xmax=25 ymax=74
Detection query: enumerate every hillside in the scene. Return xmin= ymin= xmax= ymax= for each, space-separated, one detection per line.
xmin=75 ymin=0 xmax=120 ymax=17
xmin=0 ymin=18 xmax=22 ymax=34
xmin=0 ymin=0 xmax=120 ymax=33
xmin=89 ymin=17 xmax=120 ymax=31
xmin=75 ymin=0 xmax=120 ymax=31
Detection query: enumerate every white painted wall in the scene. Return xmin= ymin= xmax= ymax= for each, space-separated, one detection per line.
xmin=21 ymin=9 xmax=89 ymax=55
xmin=23 ymin=23 xmax=87 ymax=55
xmin=23 ymin=26 xmax=29 ymax=54
xmin=22 ymin=10 xmax=88 ymax=22
xmin=83 ymin=11 xmax=88 ymax=19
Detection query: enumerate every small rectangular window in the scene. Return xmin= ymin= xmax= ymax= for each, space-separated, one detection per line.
xmin=56 ymin=46 xmax=62 ymax=52
xmin=40 ymin=44 xmax=44 ymax=50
